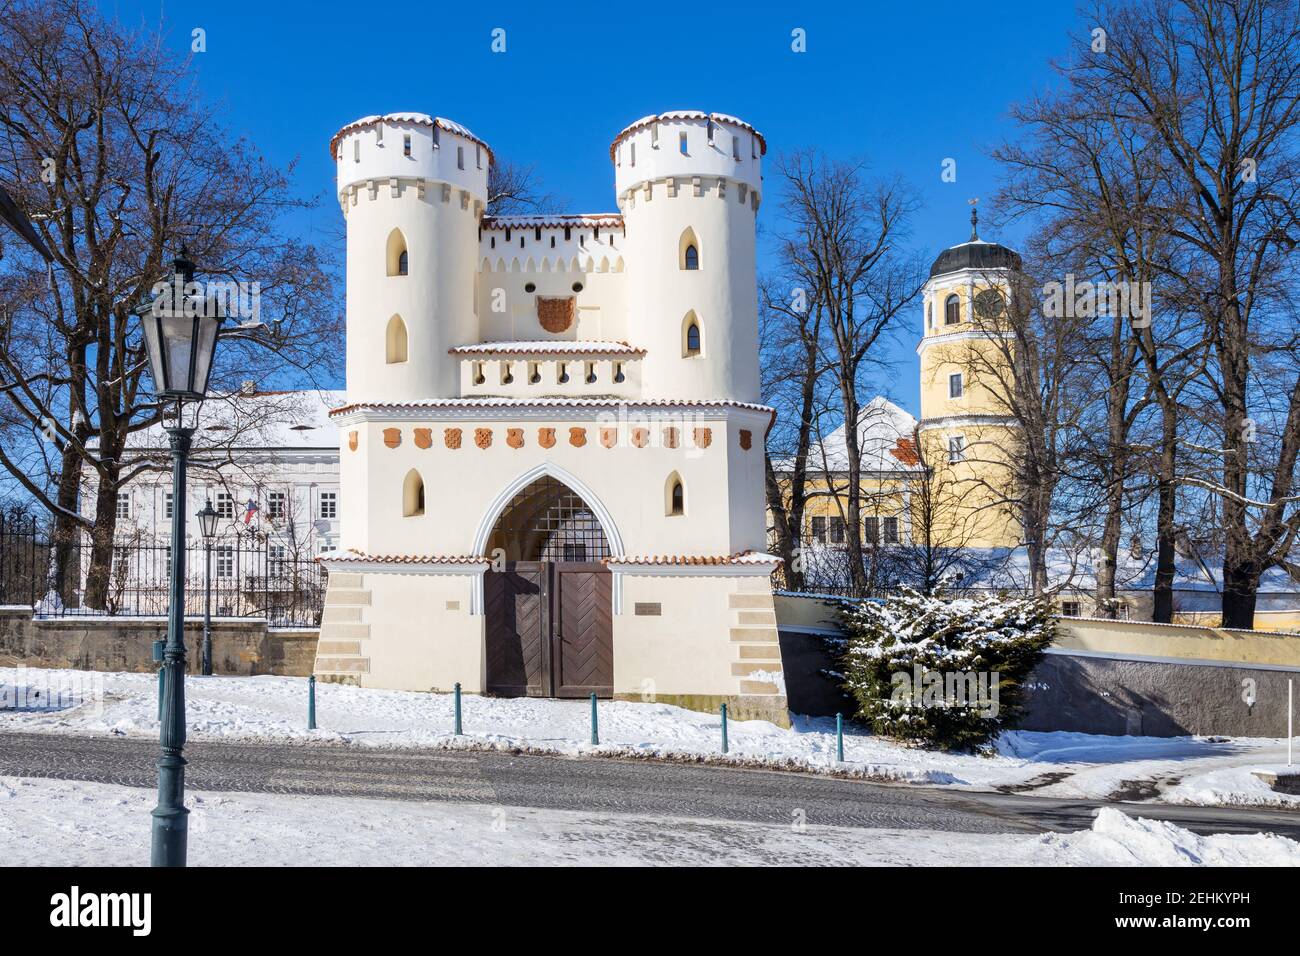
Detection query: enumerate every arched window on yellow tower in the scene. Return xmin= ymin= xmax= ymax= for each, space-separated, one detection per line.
xmin=403 ymin=469 xmax=425 ymax=517
xmin=386 ymin=315 xmax=408 ymax=364
xmin=665 ymin=473 xmax=685 ymax=516
xmin=386 ymin=228 xmax=408 ymax=276
xmin=944 ymin=293 xmax=960 ymax=325
xmin=679 ymin=228 xmax=700 ymax=270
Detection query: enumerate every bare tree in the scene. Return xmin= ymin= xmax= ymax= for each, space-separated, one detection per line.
xmin=0 ymin=0 xmax=341 ymax=607
xmin=769 ymin=150 xmax=924 ymax=591
xmin=486 ymin=159 xmax=562 ymax=217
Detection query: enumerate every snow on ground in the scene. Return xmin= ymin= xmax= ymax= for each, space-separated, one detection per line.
xmin=3 ymin=775 xmax=1297 ymax=867
xmin=1 ymin=666 xmax=1296 ymax=806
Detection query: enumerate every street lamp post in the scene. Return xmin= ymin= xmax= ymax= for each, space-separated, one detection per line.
xmin=135 ymin=249 xmax=223 ymax=868
xmin=198 ymin=500 xmax=218 ymax=676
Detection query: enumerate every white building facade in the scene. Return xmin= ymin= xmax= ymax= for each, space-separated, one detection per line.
xmin=317 ymin=111 xmax=785 ymax=721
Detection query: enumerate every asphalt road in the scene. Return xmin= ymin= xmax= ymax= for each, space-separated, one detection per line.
xmin=2 ymin=730 xmax=1298 ymax=839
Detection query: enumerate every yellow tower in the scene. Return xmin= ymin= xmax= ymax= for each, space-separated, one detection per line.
xmin=916 ymin=207 xmax=1023 ymax=550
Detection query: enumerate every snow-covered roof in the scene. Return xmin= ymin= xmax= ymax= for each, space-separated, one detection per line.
xmin=328 ymin=113 xmax=494 ymax=163
xmin=773 ymin=397 xmax=921 ymax=474
xmin=449 ymin=341 xmax=644 ymax=356
xmin=123 ymin=390 xmax=344 ymax=453
xmin=954 ymin=546 xmax=1300 ymax=598
xmin=609 ymin=111 xmax=767 ymax=160
xmin=330 ymin=396 xmax=774 ymax=419
xmin=481 ymin=215 xmax=623 ymax=231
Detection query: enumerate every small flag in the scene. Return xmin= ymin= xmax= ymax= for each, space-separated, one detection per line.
xmin=243 ymin=498 xmax=259 ymax=525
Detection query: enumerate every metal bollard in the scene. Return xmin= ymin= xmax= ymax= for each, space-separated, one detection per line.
xmin=720 ymin=702 xmax=729 ymax=754
xmin=308 ymin=674 xmax=316 ymax=730
xmin=590 ymin=692 xmax=599 ymax=745
xmin=454 ymin=682 xmax=463 ymax=736
xmin=152 ymin=639 xmax=165 ymax=721
xmin=836 ymin=712 xmax=844 ymax=762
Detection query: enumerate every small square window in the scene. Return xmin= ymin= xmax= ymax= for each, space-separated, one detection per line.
xmin=1062 ymin=600 xmax=1081 ymax=617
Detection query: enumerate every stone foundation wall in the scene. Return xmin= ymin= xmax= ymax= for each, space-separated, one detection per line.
xmin=0 ymin=608 xmax=317 ymax=677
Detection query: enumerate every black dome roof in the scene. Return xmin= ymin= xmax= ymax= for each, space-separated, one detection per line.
xmin=929 ymin=207 xmax=1021 ymax=277
xmin=929 ymin=240 xmax=1022 ymax=278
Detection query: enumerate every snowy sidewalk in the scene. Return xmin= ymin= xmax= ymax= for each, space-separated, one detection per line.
xmin=2 ymin=666 xmax=1298 ymax=808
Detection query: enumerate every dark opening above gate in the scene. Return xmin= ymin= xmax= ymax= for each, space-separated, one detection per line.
xmin=487 ymin=476 xmax=612 ymax=563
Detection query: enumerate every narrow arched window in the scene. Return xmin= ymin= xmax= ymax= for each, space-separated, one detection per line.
xmin=386 ymin=229 xmax=408 ymax=277
xmin=666 ymin=474 xmax=685 ymax=516
xmin=679 ymin=228 xmax=700 ymax=270
xmin=403 ymin=470 xmax=425 ymax=517
xmin=386 ymin=315 xmax=408 ymax=364
xmin=683 ymin=312 xmax=702 ymax=357
xmin=944 ymin=293 xmax=960 ymax=325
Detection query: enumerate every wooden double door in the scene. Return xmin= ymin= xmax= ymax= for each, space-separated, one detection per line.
xmin=484 ymin=562 xmax=613 ymax=698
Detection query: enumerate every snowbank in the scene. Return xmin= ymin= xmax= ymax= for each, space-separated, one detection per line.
xmin=1 ymin=666 xmax=1295 ymax=804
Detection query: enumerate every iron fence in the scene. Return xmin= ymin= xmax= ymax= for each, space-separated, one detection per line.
xmin=0 ymin=513 xmax=45 ymax=608
xmin=0 ymin=515 xmax=325 ymax=626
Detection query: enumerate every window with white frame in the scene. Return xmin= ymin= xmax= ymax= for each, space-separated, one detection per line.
xmin=216 ymin=492 xmax=234 ymax=519
xmin=949 ymin=372 xmax=964 ymax=399
xmin=268 ymin=544 xmax=288 ymax=579
xmin=163 ymin=492 xmax=173 ymax=519
xmin=267 ymin=491 xmax=286 ymax=520
xmin=884 ymin=516 xmax=900 ymax=544
xmin=864 ymin=517 xmax=880 ymax=545
xmin=319 ymin=491 xmax=338 ymax=519
xmin=116 ymin=492 xmax=130 ymax=519
xmin=1061 ymin=600 xmax=1081 ymax=617
xmin=948 ymin=435 xmax=966 ymax=462
xmin=216 ymin=545 xmax=234 ymax=579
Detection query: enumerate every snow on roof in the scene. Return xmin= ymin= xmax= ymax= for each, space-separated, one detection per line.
xmin=330 ymin=396 xmax=775 ymax=418
xmin=328 ymin=113 xmax=494 ymax=164
xmin=609 ymin=111 xmax=767 ymax=160
xmin=774 ymin=397 xmax=921 ymax=474
xmin=481 ymin=215 xmax=623 ymax=230
xmin=955 ymin=546 xmax=1300 ymax=597
xmin=448 ymin=341 xmax=644 ymax=356
xmin=124 ymin=390 xmax=344 ymax=452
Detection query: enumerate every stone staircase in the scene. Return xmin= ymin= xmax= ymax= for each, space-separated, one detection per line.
xmin=312 ymin=572 xmax=372 ymax=683
xmin=727 ymin=580 xmax=787 ymax=722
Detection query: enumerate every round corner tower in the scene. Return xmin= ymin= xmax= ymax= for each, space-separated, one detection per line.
xmin=332 ymin=113 xmax=490 ymax=402
xmin=611 ymin=111 xmax=764 ymax=403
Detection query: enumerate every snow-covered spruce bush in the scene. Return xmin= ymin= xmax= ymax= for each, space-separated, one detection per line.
xmin=838 ymin=589 xmax=1055 ymax=750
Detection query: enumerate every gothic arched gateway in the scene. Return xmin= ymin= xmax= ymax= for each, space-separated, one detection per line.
xmin=483 ymin=476 xmax=613 ymax=698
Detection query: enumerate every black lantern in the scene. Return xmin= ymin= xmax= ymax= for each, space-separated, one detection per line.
xmin=198 ymin=499 xmax=219 ymax=541
xmin=135 ymin=251 xmax=223 ymax=401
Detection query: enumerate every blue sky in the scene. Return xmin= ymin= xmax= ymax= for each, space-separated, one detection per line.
xmin=113 ymin=0 xmax=1085 ymax=413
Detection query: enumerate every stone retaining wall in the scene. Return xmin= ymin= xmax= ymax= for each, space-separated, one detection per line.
xmin=0 ymin=608 xmax=317 ymax=677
